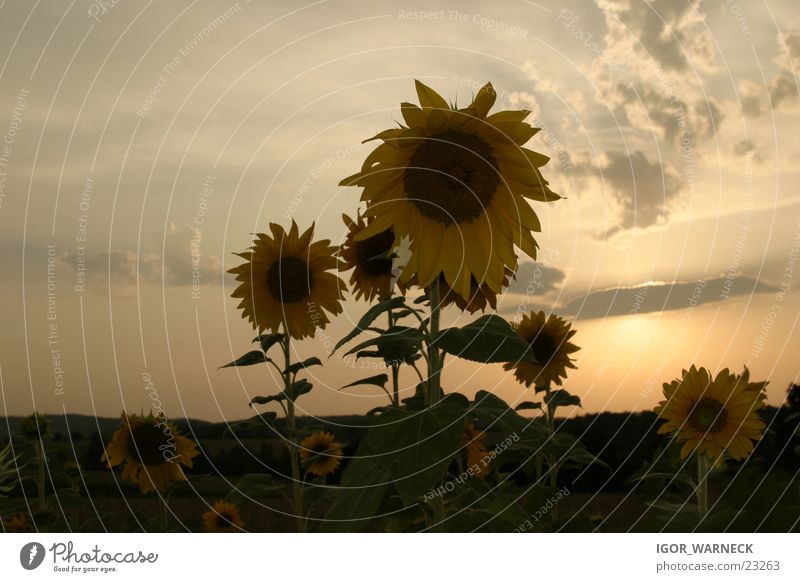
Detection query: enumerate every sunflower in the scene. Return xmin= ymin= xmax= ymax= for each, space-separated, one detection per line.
xmin=298 ymin=431 xmax=343 ymax=477
xmin=462 ymin=422 xmax=490 ymax=478
xmin=425 ymin=268 xmax=512 ymax=313
xmin=229 ymin=221 xmax=345 ymax=340
xmin=102 ymin=412 xmax=199 ymax=495
xmin=340 ymin=80 xmax=560 ymax=301
xmin=202 ymin=500 xmax=245 ymax=532
xmin=2 ymin=513 xmax=33 ymax=532
xmin=340 ymin=212 xmax=398 ymax=302
xmin=503 ymin=311 xmax=579 ymax=387
xmin=655 ymin=366 xmax=767 ymax=461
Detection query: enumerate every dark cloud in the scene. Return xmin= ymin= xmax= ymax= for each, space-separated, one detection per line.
xmin=507 ymin=262 xmax=566 ymax=296
xmin=569 ymin=150 xmax=686 ymax=236
xmin=770 ymin=75 xmax=799 ymax=109
xmin=559 ymin=276 xmax=777 ymax=320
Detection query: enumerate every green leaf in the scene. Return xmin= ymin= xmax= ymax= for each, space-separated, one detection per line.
xmin=333 ymin=297 xmax=408 ymax=353
xmin=471 ymin=390 xmax=542 ymax=435
xmin=227 ymin=474 xmax=284 ymax=504
xmin=367 ymin=395 xmax=467 ymax=506
xmin=286 ymin=379 xmax=313 ymax=401
xmin=515 ymin=401 xmax=542 ymax=412
xmin=436 ymin=315 xmax=534 ymax=363
xmin=252 ymin=333 xmax=284 ymax=354
xmin=345 ymin=326 xmax=424 ymax=365
xmin=285 ymin=357 xmax=322 ymax=376
xmin=248 ymin=380 xmax=313 ymax=407
xmin=322 ymin=443 xmax=391 ymax=532
xmin=220 ymin=350 xmax=271 ymax=368
xmin=340 ymin=374 xmax=389 ymax=391
xmin=544 ymin=389 xmax=581 ymax=409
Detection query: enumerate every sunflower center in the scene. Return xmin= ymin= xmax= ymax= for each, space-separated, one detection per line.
xmin=356 ymin=229 xmax=395 ymax=276
xmin=127 ymin=423 xmax=172 ymax=465
xmin=404 ymin=129 xmax=498 ymax=224
xmin=266 ymin=256 xmax=312 ymax=303
xmin=216 ymin=512 xmax=235 ymax=528
xmin=688 ymin=398 xmax=729 ymax=433
xmin=528 ymin=332 xmax=558 ymax=364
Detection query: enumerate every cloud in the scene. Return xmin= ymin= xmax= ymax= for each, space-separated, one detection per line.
xmin=732 ymin=139 xmax=763 ymax=164
xmin=559 ymin=275 xmax=777 ymax=320
xmin=60 ymin=223 xmax=223 ymax=296
xmin=615 ymin=82 xmax=723 ymax=143
xmin=598 ymin=0 xmax=716 ymax=74
xmin=570 ymin=150 xmax=686 ymax=236
xmin=506 ymin=262 xmax=566 ymax=296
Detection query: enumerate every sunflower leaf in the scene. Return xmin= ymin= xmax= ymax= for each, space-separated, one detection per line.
xmin=252 ymin=333 xmax=284 ymax=354
xmin=339 ymin=374 xmax=389 ymax=391
xmin=515 ymin=401 xmax=542 ymax=412
xmin=285 ymin=357 xmax=322 ymax=376
xmin=321 ymin=442 xmax=390 ymax=532
xmin=436 ymin=315 xmax=535 ymax=364
xmin=221 ymin=350 xmax=272 ymax=368
xmin=543 ymin=389 xmax=581 ymax=410
xmin=286 ymin=379 xmax=313 ymax=401
xmin=344 ymin=326 xmax=424 ymax=365
xmin=367 ymin=395 xmax=467 ymax=506
xmin=333 ymin=296 xmax=408 ymax=353
xmin=248 ymin=380 xmax=313 ymax=407
xmin=471 ymin=390 xmax=543 ymax=435
xmin=249 ymin=394 xmax=283 ymax=407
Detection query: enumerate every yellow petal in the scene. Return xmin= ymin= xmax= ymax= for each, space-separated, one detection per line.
xmin=415 ymin=80 xmax=449 ymax=110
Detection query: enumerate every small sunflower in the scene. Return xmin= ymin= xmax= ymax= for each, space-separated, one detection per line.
xmin=503 ymin=311 xmax=579 ymax=387
xmin=655 ymin=366 xmax=767 ymax=461
xmin=462 ymin=422 xmax=490 ymax=478
xmin=202 ymin=500 xmax=245 ymax=532
xmin=102 ymin=412 xmax=199 ymax=495
xmin=340 ymin=212 xmax=398 ymax=302
xmin=298 ymin=431 xmax=343 ymax=477
xmin=229 ymin=221 xmax=345 ymax=340
xmin=340 ymin=80 xmax=560 ymax=301
xmin=2 ymin=512 xmax=33 ymax=532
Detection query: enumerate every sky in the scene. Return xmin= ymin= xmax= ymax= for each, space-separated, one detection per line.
xmin=0 ymin=0 xmax=798 ymax=423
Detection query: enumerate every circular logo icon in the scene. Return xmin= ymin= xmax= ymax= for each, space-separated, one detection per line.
xmin=19 ymin=542 xmax=46 ymax=570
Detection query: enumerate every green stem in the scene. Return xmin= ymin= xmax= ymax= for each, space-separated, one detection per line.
xmin=427 ymin=279 xmax=442 ymax=407
xmin=542 ymin=384 xmax=559 ymax=520
xmin=426 ymin=278 xmax=444 ymax=530
xmin=697 ymin=454 xmax=709 ymax=522
xmin=282 ymin=334 xmax=305 ymax=533
xmin=388 ymin=308 xmax=400 ymax=408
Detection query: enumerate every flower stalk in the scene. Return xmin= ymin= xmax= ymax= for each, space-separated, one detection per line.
xmin=281 ymin=333 xmax=305 ymax=533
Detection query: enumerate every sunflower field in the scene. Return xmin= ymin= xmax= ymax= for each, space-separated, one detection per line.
xmin=1 ymin=80 xmax=799 ymax=535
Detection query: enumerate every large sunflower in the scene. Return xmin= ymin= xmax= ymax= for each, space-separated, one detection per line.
xmin=340 ymin=212 xmax=398 ymax=302
xmin=340 ymin=80 xmax=560 ymax=300
xmin=655 ymin=366 xmax=767 ymax=461
xmin=503 ymin=311 xmax=579 ymax=387
xmin=202 ymin=500 xmax=245 ymax=532
xmin=102 ymin=412 xmax=199 ymax=494
xmin=298 ymin=431 xmax=343 ymax=477
xmin=229 ymin=221 xmax=345 ymax=340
